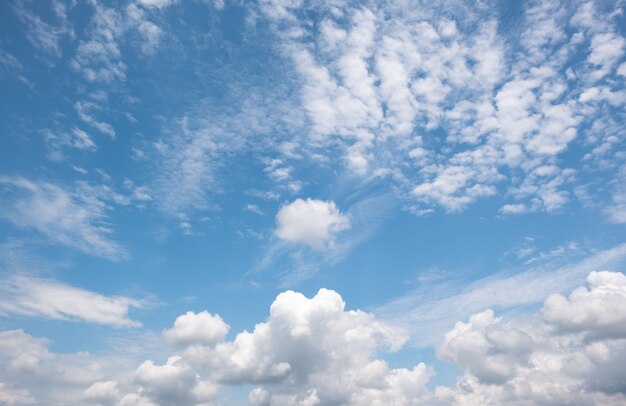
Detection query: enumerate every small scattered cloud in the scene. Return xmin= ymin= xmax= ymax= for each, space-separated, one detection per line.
xmin=163 ymin=311 xmax=229 ymax=347
xmin=244 ymin=204 xmax=264 ymax=215
xmin=13 ymin=1 xmax=73 ymax=59
xmin=43 ymin=127 xmax=97 ymax=161
xmin=275 ymin=198 xmax=350 ymax=249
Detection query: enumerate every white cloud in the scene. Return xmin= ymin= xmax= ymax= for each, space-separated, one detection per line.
xmin=275 ymin=198 xmax=350 ymax=249
xmin=157 ymin=288 xmax=413 ymax=404
xmin=376 ymin=242 xmax=626 ymax=347
xmin=264 ymin=159 xmax=303 ymax=193
xmin=74 ymin=101 xmax=116 ymax=139
xmin=152 ymin=90 xmax=305 ymax=215
xmin=0 ymin=49 xmax=22 ymax=74
xmin=435 ymin=271 xmax=626 ymax=404
xmin=43 ymin=127 xmax=97 ymax=161
xmin=0 ymin=275 xmax=144 ymax=327
xmin=0 ymin=329 xmax=138 ymax=404
xmin=542 ymin=271 xmax=626 ymax=339
xmin=13 ymin=1 xmax=73 ymax=59
xmin=245 ymin=204 xmax=264 ymax=215
xmin=134 ymin=356 xmax=217 ymax=405
xmin=70 ymin=3 xmax=126 ymax=83
xmin=587 ymin=31 xmax=625 ymax=81
xmin=70 ymin=1 xmax=166 ymax=83
xmin=618 ymin=61 xmax=626 ymax=77
xmin=84 ymin=380 xmax=119 ymax=405
xmin=0 ymin=383 xmax=34 ymax=405
xmin=0 ymin=177 xmax=128 ymax=260
xmin=163 ymin=311 xmax=229 ymax=347
xmin=3 ymin=273 xmax=626 ymax=403
xmin=256 ymin=0 xmax=626 ymax=217
xmin=438 ymin=309 xmax=534 ymax=384
xmin=133 ymin=0 xmax=626 ymax=223
xmin=252 ymin=192 xmax=396 ymax=286
xmin=136 ymin=0 xmax=175 ymax=9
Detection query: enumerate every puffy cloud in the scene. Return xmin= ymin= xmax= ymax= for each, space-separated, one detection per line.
xmin=275 ymin=199 xmax=350 ymax=249
xmin=375 ymin=242 xmax=626 ymax=347
xmin=118 ymin=393 xmax=157 ymax=406
xmin=587 ymin=31 xmax=625 ymax=81
xmin=163 ymin=311 xmax=229 ymax=347
xmin=119 ymin=287 xmax=414 ymax=404
xmin=0 ymin=275 xmax=144 ymax=327
xmin=542 ymin=271 xmax=626 ymax=339
xmin=3 ymin=271 xmax=626 ymax=404
xmin=0 ymin=383 xmax=34 ymax=405
xmin=134 ymin=356 xmax=217 ymax=406
xmin=436 ymin=270 xmax=626 ymax=404
xmin=84 ymin=380 xmax=119 ymax=405
xmin=0 ymin=329 xmax=138 ymax=404
xmin=438 ymin=309 xmax=535 ymax=384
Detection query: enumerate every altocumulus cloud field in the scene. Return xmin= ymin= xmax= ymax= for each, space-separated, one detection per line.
xmin=1 ymin=0 xmax=626 ymax=404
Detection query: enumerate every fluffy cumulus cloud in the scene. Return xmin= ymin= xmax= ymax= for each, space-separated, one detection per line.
xmin=1 ymin=271 xmax=626 ymax=404
xmin=112 ymin=288 xmax=419 ymax=405
xmin=0 ymin=329 xmax=137 ymax=405
xmin=163 ymin=310 xmax=229 ymax=347
xmin=436 ymin=270 xmax=626 ymax=404
xmin=275 ymin=199 xmax=350 ymax=249
xmin=542 ymin=271 xmax=626 ymax=339
xmin=133 ymin=356 xmax=217 ymax=405
xmin=84 ymin=380 xmax=120 ymax=405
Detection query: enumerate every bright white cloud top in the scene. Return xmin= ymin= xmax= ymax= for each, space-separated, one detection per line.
xmin=0 ymin=0 xmax=625 ymax=404
xmin=275 ymin=199 xmax=350 ymax=249
xmin=0 ymin=273 xmax=625 ymax=404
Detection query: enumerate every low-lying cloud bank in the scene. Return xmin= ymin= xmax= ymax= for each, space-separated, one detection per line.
xmin=1 ymin=271 xmax=626 ymax=405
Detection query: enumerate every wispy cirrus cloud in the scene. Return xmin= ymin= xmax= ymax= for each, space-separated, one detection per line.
xmin=12 ymin=0 xmax=74 ymax=59
xmin=376 ymin=242 xmax=626 ymax=347
xmin=69 ymin=0 xmax=166 ymax=83
xmin=0 ymin=176 xmax=128 ymax=261
xmin=151 ymin=88 xmax=306 ymax=218
xmin=0 ymin=275 xmax=145 ymax=327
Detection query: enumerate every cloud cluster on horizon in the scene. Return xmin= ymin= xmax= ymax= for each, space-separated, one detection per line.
xmin=0 ymin=270 xmax=625 ymax=405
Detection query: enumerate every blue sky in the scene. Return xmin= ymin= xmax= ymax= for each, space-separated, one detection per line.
xmin=1 ymin=0 xmax=626 ymax=404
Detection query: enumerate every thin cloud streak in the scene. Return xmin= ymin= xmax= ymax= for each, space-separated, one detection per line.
xmin=376 ymin=242 xmax=626 ymax=347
